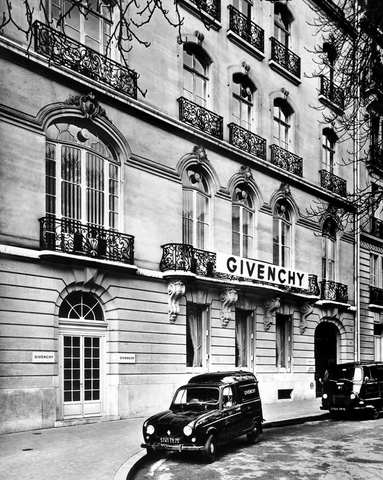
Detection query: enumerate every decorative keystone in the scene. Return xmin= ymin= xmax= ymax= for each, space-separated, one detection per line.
xmin=299 ymin=302 xmax=314 ymax=334
xmin=263 ymin=297 xmax=280 ymax=331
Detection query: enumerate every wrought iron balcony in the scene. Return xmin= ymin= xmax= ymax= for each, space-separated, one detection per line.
xmin=160 ymin=243 xmax=216 ymax=277
xmin=228 ymin=123 xmax=267 ymax=159
xmin=369 ymin=217 xmax=383 ymax=239
xmin=270 ymin=37 xmax=301 ymax=79
xmin=321 ymin=279 xmax=348 ymax=303
xmin=368 ymin=145 xmax=383 ymax=173
xmin=160 ymin=243 xmax=320 ymax=296
xmin=319 ymin=169 xmax=347 ymax=197
xmin=319 ymin=75 xmax=344 ymax=110
xmin=270 ymin=144 xmax=303 ymax=177
xmin=34 ymin=21 xmax=137 ymax=99
xmin=188 ymin=0 xmax=221 ymax=20
xmin=178 ymin=97 xmax=223 ymax=140
xmin=39 ymin=217 xmax=134 ymax=264
xmin=228 ymin=6 xmax=264 ymax=53
xmin=370 ymin=286 xmax=383 ymax=306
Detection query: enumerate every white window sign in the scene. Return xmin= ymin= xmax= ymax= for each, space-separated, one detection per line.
xmin=216 ymin=252 xmax=309 ymax=289
xmin=119 ymin=354 xmax=136 ymax=364
xmin=32 ymin=352 xmax=55 ymax=363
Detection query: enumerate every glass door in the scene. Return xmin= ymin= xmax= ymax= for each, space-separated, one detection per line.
xmin=62 ymin=334 xmax=102 ymax=418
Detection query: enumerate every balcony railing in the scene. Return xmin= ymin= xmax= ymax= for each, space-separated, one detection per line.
xmin=270 ymin=37 xmax=301 ymax=78
xmin=189 ymin=0 xmax=221 ymax=20
xmin=368 ymin=145 xmax=383 ymax=172
xmin=39 ymin=217 xmax=134 ymax=264
xmin=34 ymin=21 xmax=137 ymax=99
xmin=270 ymin=144 xmax=303 ymax=177
xmin=319 ymin=169 xmax=347 ymax=197
xmin=370 ymin=286 xmax=383 ymax=306
xmin=320 ymin=75 xmax=344 ymax=110
xmin=228 ymin=123 xmax=267 ymax=159
xmin=369 ymin=217 xmax=383 ymax=239
xmin=321 ymin=279 xmax=348 ymax=303
xmin=160 ymin=243 xmax=216 ymax=277
xmin=160 ymin=243 xmax=320 ymax=296
xmin=228 ymin=6 xmax=264 ymax=53
xmin=178 ymin=97 xmax=224 ymax=139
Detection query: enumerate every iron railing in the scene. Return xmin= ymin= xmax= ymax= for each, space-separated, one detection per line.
xmin=228 ymin=6 xmax=264 ymax=52
xmin=370 ymin=217 xmax=383 ymax=239
xmin=368 ymin=145 xmax=383 ymax=172
xmin=270 ymin=144 xmax=303 ymax=177
xmin=321 ymin=279 xmax=348 ymax=303
xmin=228 ymin=123 xmax=267 ymax=159
xmin=160 ymin=243 xmax=216 ymax=277
xmin=319 ymin=169 xmax=347 ymax=197
xmin=39 ymin=217 xmax=134 ymax=264
xmin=178 ymin=97 xmax=223 ymax=140
xmin=188 ymin=0 xmax=221 ymax=20
xmin=34 ymin=21 xmax=137 ymax=99
xmin=370 ymin=286 xmax=383 ymax=306
xmin=160 ymin=243 xmax=320 ymax=296
xmin=320 ymin=75 xmax=344 ymax=110
xmin=270 ymin=37 xmax=301 ymax=78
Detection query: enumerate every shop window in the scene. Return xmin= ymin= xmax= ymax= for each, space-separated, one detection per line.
xmin=276 ymin=313 xmax=291 ymax=371
xmin=186 ymin=303 xmax=209 ymax=368
xmin=235 ymin=309 xmax=252 ymax=368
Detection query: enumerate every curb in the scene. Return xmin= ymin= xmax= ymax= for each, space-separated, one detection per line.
xmin=122 ymin=413 xmax=330 ymax=480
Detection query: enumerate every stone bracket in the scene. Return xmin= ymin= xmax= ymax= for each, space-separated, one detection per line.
xmin=220 ymin=288 xmax=238 ymax=327
xmin=263 ymin=297 xmax=280 ymax=331
xmin=168 ymin=281 xmax=185 ymax=323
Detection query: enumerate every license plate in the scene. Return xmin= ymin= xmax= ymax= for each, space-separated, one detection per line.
xmin=160 ymin=437 xmax=181 ymax=444
xmin=332 ymin=407 xmax=346 ymax=411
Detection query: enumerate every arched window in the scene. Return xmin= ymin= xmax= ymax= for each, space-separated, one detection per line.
xmin=273 ymin=99 xmax=293 ymax=151
xmin=52 ymin=0 xmax=114 ymax=57
xmin=232 ymin=73 xmax=256 ymax=131
xmin=273 ymin=199 xmax=292 ymax=267
xmin=232 ymin=184 xmax=254 ymax=258
xmin=183 ymin=44 xmax=209 ymax=107
xmin=322 ymin=217 xmax=337 ymax=281
xmin=45 ymin=121 xmax=120 ymax=231
xmin=322 ymin=128 xmax=337 ymax=174
xmin=274 ymin=2 xmax=292 ymax=48
xmin=59 ymin=291 xmax=104 ymax=321
xmin=182 ymin=166 xmax=211 ymax=249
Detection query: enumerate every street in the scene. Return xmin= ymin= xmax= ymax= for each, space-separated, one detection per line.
xmin=133 ymin=417 xmax=383 ymax=480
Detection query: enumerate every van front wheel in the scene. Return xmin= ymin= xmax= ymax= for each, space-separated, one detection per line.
xmin=202 ymin=434 xmax=217 ymax=463
xmin=369 ymin=406 xmax=380 ymax=420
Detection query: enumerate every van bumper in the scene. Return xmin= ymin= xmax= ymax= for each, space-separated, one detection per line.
xmin=141 ymin=442 xmax=204 ymax=452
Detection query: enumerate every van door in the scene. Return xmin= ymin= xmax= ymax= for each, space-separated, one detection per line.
xmin=362 ymin=367 xmax=380 ymax=402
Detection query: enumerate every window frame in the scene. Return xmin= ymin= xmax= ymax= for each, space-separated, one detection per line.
xmin=232 ymin=185 xmax=255 ymax=258
xmin=186 ymin=303 xmax=210 ymax=369
xmin=232 ymin=73 xmax=255 ymax=132
xmin=235 ymin=309 xmax=253 ymax=368
xmin=183 ymin=44 xmax=210 ymax=107
xmin=273 ymin=200 xmax=292 ymax=268
xmin=273 ymin=99 xmax=292 ymax=151
xmin=276 ymin=313 xmax=292 ymax=371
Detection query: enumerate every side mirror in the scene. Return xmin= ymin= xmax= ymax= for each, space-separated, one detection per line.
xmin=319 ymin=378 xmax=323 ymax=384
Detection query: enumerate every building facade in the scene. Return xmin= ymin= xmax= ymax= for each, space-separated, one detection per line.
xmin=0 ymin=0 xmax=358 ymax=434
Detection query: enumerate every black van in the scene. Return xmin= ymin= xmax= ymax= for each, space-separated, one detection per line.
xmin=141 ymin=371 xmax=263 ymax=463
xmin=320 ymin=362 xmax=383 ymax=419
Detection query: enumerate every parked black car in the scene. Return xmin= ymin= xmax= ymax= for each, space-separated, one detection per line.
xmin=141 ymin=371 xmax=263 ymax=463
xmin=320 ymin=362 xmax=383 ymax=419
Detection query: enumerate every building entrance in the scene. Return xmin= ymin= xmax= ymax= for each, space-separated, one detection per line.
xmin=314 ymin=322 xmax=337 ymax=397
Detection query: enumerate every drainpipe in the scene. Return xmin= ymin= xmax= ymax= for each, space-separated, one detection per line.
xmin=354 ymin=0 xmax=361 ymax=363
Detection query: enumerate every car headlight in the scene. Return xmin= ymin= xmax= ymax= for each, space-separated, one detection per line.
xmin=146 ymin=424 xmax=155 ymax=435
xmin=350 ymin=393 xmax=357 ymax=400
xmin=322 ymin=394 xmax=328 ymax=399
xmin=183 ymin=425 xmax=193 ymax=437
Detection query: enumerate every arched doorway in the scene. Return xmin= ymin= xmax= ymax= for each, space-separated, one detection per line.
xmin=315 ymin=322 xmax=338 ymax=397
xmin=59 ymin=291 xmax=107 ymax=419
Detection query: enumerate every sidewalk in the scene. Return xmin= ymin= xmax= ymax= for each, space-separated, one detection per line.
xmin=0 ymin=397 xmax=327 ymax=480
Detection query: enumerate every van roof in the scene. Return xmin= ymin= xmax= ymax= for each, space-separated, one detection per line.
xmin=331 ymin=362 xmax=383 ymax=368
xmin=188 ymin=371 xmax=257 ymax=385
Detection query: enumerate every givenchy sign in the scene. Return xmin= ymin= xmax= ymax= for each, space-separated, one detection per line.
xmin=216 ymin=253 xmax=309 ymax=289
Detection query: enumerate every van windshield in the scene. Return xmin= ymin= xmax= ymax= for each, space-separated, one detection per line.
xmin=171 ymin=386 xmax=220 ymax=410
xmin=324 ymin=365 xmax=363 ymax=382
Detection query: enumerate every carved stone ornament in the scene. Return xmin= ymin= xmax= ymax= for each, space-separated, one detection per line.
xmin=168 ymin=281 xmax=185 ymax=324
xmin=220 ymin=288 xmax=238 ymax=327
xmin=64 ymin=92 xmax=109 ymax=121
xmin=263 ymin=297 xmax=280 ymax=331
xmin=240 ymin=165 xmax=253 ymax=182
xmin=242 ymin=61 xmax=251 ymax=75
xmin=279 ymin=183 xmax=291 ymax=197
xmin=299 ymin=302 xmax=314 ymax=334
xmin=193 ymin=145 xmax=208 ymax=163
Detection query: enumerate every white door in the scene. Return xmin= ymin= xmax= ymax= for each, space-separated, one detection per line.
xmin=61 ymin=333 xmax=103 ymax=418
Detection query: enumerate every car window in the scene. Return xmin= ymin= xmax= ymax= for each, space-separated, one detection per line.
xmin=172 ymin=386 xmax=219 ymax=409
xmin=222 ymin=386 xmax=236 ymax=408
